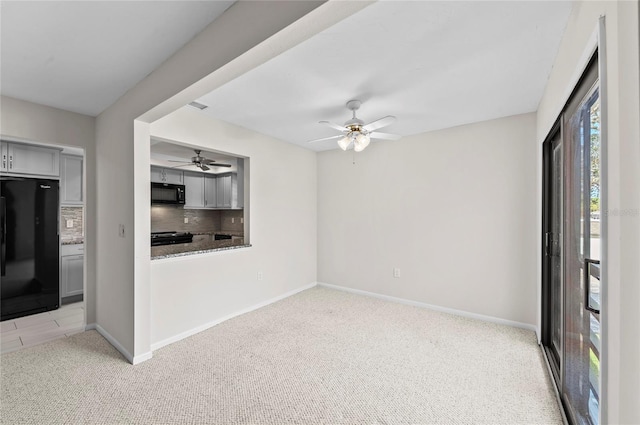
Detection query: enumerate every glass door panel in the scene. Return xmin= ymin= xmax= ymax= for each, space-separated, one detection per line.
xmin=549 ymin=133 xmax=563 ymax=375
xmin=564 ymin=84 xmax=600 ymax=425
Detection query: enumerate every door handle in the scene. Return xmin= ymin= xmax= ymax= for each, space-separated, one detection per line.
xmin=584 ymin=258 xmax=601 ymax=314
xmin=545 ymin=232 xmax=551 ymax=257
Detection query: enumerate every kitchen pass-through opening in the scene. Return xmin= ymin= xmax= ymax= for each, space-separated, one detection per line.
xmin=149 ymin=138 xmax=249 ymax=258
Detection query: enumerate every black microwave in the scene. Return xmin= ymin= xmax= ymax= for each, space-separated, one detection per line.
xmin=151 ymin=182 xmax=186 ymax=205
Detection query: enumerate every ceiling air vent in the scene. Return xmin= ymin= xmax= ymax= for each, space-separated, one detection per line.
xmin=188 ymin=101 xmax=208 ymax=110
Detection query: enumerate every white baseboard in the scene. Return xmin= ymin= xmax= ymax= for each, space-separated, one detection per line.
xmin=85 ymin=322 xmax=152 ymax=365
xmin=150 ymin=281 xmax=318 ymax=352
xmin=317 ymin=282 xmax=537 ymax=332
xmin=132 ymin=351 xmax=153 ymax=365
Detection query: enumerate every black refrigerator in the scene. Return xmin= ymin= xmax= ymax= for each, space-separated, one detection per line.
xmin=1 ymin=178 xmax=60 ymax=321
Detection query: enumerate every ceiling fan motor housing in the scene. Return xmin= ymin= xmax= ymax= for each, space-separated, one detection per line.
xmin=344 ymin=118 xmax=364 ymax=131
xmin=345 ymin=100 xmax=364 ymax=132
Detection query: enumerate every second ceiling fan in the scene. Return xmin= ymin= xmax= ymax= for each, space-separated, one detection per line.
xmin=169 ymin=149 xmax=232 ymax=171
xmin=308 ymin=100 xmax=401 ymax=152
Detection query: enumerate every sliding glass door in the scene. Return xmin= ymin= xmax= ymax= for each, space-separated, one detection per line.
xmin=564 ymin=77 xmax=601 ymax=425
xmin=542 ymin=55 xmax=601 ymax=425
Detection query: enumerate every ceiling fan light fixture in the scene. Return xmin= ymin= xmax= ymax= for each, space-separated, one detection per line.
xmin=354 ymin=133 xmax=370 ymax=152
xmin=337 ymin=135 xmax=351 ymax=151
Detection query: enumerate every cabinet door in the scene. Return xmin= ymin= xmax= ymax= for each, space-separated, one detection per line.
xmin=6 ymin=143 xmax=60 ymax=176
xmin=163 ymin=168 xmax=183 ymax=184
xmin=216 ymin=174 xmax=231 ymax=208
xmin=60 ymin=155 xmax=83 ymax=205
xmin=230 ymin=171 xmax=244 ymax=209
xmin=204 ymin=175 xmax=217 ymax=208
xmin=150 ymin=166 xmax=182 ymax=184
xmin=184 ymin=172 xmax=205 ymax=208
xmin=0 ymin=142 xmax=7 ymax=172
xmin=61 ymin=255 xmax=84 ymax=297
xmin=150 ymin=166 xmax=165 ymax=183
xmin=235 ymin=160 xmax=244 ymax=208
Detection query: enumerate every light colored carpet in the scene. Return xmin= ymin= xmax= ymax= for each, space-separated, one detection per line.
xmin=1 ymin=286 xmax=562 ymax=424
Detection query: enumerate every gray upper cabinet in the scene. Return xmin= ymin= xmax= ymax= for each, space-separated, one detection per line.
xmin=204 ymin=175 xmax=217 ymax=208
xmin=233 ymin=160 xmax=244 ymax=209
xmin=178 ymin=169 xmax=242 ymax=210
xmin=184 ymin=171 xmax=205 ymax=208
xmin=216 ymin=173 xmax=232 ymax=208
xmin=151 ymin=166 xmax=183 ymax=184
xmin=60 ymin=155 xmax=83 ymax=205
xmin=0 ymin=143 xmax=6 ymax=172
xmin=1 ymin=141 xmax=60 ymax=176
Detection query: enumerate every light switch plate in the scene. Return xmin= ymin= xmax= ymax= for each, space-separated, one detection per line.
xmin=66 ymin=219 xmax=73 ymax=228
xmin=184 ymin=217 xmax=188 ymax=224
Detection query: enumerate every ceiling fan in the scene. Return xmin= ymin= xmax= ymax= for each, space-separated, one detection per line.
xmin=307 ymin=100 xmax=401 ymax=152
xmin=169 ymin=149 xmax=232 ymax=171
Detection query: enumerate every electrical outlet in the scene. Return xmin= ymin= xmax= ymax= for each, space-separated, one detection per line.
xmin=66 ymin=219 xmax=73 ymax=228
xmin=184 ymin=217 xmax=188 ymax=224
xmin=257 ymin=271 xmax=263 ymax=281
xmin=240 ymin=217 xmax=244 ymax=224
xmin=231 ymin=217 xmax=235 ymax=224
xmin=393 ymin=268 xmax=401 ymax=278
xmin=118 ymin=224 xmax=125 ymax=238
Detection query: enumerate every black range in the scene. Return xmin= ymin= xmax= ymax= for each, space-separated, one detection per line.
xmin=151 ymin=231 xmax=193 ymax=246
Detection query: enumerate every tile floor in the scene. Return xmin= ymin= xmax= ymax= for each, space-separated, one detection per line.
xmin=0 ymin=303 xmax=84 ymax=354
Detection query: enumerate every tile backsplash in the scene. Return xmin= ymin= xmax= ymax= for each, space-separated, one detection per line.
xmin=60 ymin=207 xmax=84 ymax=240
xmin=220 ymin=209 xmax=244 ymax=232
xmin=151 ymin=205 xmax=244 ymax=234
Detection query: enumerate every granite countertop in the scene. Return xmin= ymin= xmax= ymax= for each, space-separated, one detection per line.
xmin=151 ymin=234 xmax=248 ymax=260
xmin=192 ymin=231 xmax=244 ymax=237
xmin=61 ymin=237 xmax=84 ymax=245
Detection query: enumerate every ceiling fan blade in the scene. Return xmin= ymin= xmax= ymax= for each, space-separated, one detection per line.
xmin=307 ymin=135 xmax=343 ymax=144
xmin=370 ymin=132 xmax=401 ymax=141
xmin=167 ymin=159 xmax=190 ymax=163
xmin=201 ymin=158 xmax=232 ymax=166
xmin=199 ymin=164 xmax=210 ymax=171
xmin=170 ymin=163 xmax=195 ymax=168
xmin=363 ymin=116 xmax=396 ymax=132
xmin=319 ymin=121 xmax=348 ymax=132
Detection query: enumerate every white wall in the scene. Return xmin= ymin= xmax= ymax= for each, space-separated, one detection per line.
xmin=536 ymin=1 xmax=640 ymax=423
xmin=0 ymin=96 xmax=97 ymax=325
xmin=148 ymin=108 xmax=317 ymax=346
xmin=317 ymin=113 xmax=538 ymax=326
xmin=93 ymin=0 xmax=369 ymax=362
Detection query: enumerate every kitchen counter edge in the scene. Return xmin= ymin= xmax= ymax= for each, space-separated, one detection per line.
xmin=151 ymin=244 xmax=252 ymax=260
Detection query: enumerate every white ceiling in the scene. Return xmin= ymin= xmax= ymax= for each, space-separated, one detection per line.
xmin=1 ymin=1 xmax=234 ymax=116
xmin=195 ymin=1 xmax=573 ymax=151
xmin=1 ymin=1 xmax=573 ymax=152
